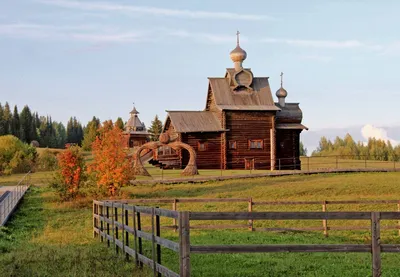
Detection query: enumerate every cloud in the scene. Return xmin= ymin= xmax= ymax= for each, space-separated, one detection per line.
xmin=361 ymin=124 xmax=399 ymax=146
xmin=299 ymin=55 xmax=333 ymax=63
xmin=36 ymin=0 xmax=273 ymax=21
xmin=262 ymin=37 xmax=381 ymax=50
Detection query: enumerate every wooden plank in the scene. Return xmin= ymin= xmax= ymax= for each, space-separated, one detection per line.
xmin=371 ymin=212 xmax=381 ymax=277
xmin=124 ymin=206 xmax=129 ymax=261
xmin=379 ymin=212 xmax=400 ymax=220
xmin=172 ymin=199 xmax=177 ymax=232
xmin=248 ymin=197 xmax=253 ymax=231
xmin=137 ymin=211 xmax=143 ymax=268
xmin=381 ymin=244 xmax=400 ymax=252
xmin=190 ymin=244 xmax=371 ymax=254
xmin=177 ymin=198 xmax=248 ymax=203
xmin=189 ymin=211 xmax=372 ymax=220
xmin=115 ymin=206 xmax=119 ymax=254
xmin=190 ymin=224 xmax=248 ymax=230
xmin=137 ymin=229 xmax=153 ymax=241
xmin=124 ymin=245 xmax=136 ymax=257
xmin=151 ymin=208 xmax=157 ymax=277
xmin=179 ymin=211 xmax=191 ymax=277
xmin=155 ymin=208 xmax=179 ymax=219
xmin=154 ymin=236 xmax=179 ymax=252
xmin=254 ymin=227 xmax=324 ymax=232
xmin=132 ymin=207 xmax=139 ymax=267
xmin=106 ymin=206 xmax=110 ymax=247
xmin=254 ymin=201 xmax=322 ymax=205
xmin=135 ymin=206 xmax=155 ymax=214
xmin=137 ymin=254 xmax=179 ymax=277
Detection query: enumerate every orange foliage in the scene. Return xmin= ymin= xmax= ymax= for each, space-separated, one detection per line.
xmin=89 ymin=122 xmax=134 ymax=196
xmin=56 ymin=146 xmax=85 ymax=199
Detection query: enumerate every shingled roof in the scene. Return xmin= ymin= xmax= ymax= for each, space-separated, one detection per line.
xmin=166 ymin=111 xmax=227 ymax=133
xmin=207 ymin=71 xmax=280 ymax=111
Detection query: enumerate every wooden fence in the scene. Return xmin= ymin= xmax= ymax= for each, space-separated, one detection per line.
xmin=93 ymin=200 xmax=400 ymax=277
xmin=0 ymin=172 xmax=31 ymax=226
xmin=111 ymin=198 xmax=400 ymax=236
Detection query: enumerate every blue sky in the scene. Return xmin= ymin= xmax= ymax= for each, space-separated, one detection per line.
xmin=1 ymin=0 xmax=400 ymax=132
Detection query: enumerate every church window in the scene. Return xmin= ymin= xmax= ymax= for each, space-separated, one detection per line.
xmin=249 ymin=139 xmax=263 ymax=149
xmin=198 ymin=142 xmax=207 ymax=151
xmin=229 ymin=141 xmax=237 ymax=149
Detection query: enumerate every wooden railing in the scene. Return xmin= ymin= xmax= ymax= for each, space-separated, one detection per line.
xmin=112 ymin=198 xmax=400 ymax=236
xmin=0 ymin=172 xmax=31 ymax=226
xmin=93 ymin=201 xmax=400 ymax=277
xmin=93 ymin=200 xmax=181 ymax=277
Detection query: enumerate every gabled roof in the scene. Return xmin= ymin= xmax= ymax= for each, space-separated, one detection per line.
xmin=166 ymin=111 xmax=227 ymax=133
xmin=207 ymin=71 xmax=280 ymax=111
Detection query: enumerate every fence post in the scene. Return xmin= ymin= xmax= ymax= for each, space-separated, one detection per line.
xmin=156 ymin=208 xmax=161 ymax=277
xmin=173 ymin=199 xmax=177 ymax=232
xmin=100 ymin=204 xmax=104 ymax=242
xmin=115 ymin=204 xmax=119 ymax=254
xmin=106 ymin=205 xmax=110 ymax=247
xmin=248 ymin=198 xmax=253 ymax=231
xmin=371 ymin=212 xmax=381 ymax=277
xmin=124 ymin=205 xmax=129 ymax=261
xmin=322 ymin=201 xmax=328 ymax=237
xmin=398 ymin=201 xmax=400 ymax=237
xmin=93 ymin=201 xmax=97 ymax=238
xmin=111 ymin=203 xmax=115 ymax=253
xmin=121 ymin=204 xmax=125 ymax=258
xmin=307 ymin=156 xmax=310 ymax=172
xmin=151 ymin=208 xmax=157 ymax=277
xmin=137 ymin=210 xmax=143 ymax=268
xmin=335 ymin=156 xmax=338 ymax=169
xmin=365 ymin=157 xmax=367 ymax=169
xmin=179 ymin=211 xmax=191 ymax=277
xmin=132 ymin=206 xmax=140 ymax=267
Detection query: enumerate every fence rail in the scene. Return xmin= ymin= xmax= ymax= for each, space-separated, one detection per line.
xmin=0 ymin=172 xmax=31 ymax=226
xmin=93 ymin=200 xmax=400 ymax=277
xmin=112 ymin=197 xmax=400 ymax=236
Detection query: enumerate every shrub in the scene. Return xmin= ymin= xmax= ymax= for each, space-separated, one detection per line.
xmin=0 ymin=135 xmax=37 ymax=175
xmin=51 ymin=146 xmax=85 ymax=201
xmin=36 ymin=149 xmax=58 ymax=171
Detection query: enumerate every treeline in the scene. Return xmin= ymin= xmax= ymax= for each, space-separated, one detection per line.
xmin=312 ymin=134 xmax=400 ymax=161
xmin=0 ymin=102 xmax=84 ymax=148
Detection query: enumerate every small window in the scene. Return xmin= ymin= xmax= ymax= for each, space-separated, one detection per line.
xmin=198 ymin=142 xmax=207 ymax=151
xmin=249 ymin=139 xmax=263 ymax=149
xmin=229 ymin=141 xmax=237 ymax=150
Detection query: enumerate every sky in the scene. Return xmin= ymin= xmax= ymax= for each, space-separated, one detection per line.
xmin=1 ymin=0 xmax=400 ymax=135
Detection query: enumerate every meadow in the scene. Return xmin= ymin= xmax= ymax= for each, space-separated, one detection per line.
xmin=2 ymin=172 xmax=400 ymax=276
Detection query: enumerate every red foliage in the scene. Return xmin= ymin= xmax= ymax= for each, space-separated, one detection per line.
xmin=89 ymin=122 xmax=134 ymax=196
xmin=56 ymin=146 xmax=85 ymax=199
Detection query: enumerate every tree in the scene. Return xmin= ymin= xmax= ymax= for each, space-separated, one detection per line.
xmin=89 ymin=122 xmax=134 ymax=196
xmin=66 ymin=116 xmax=84 ymax=145
xmin=148 ymin=115 xmax=163 ymax=141
xmin=3 ymin=102 xmax=12 ymax=135
xmin=82 ymin=116 xmax=100 ymax=151
xmin=299 ymin=141 xmax=307 ymax=156
xmin=11 ymin=105 xmax=20 ymax=138
xmin=52 ymin=146 xmax=85 ymax=200
xmin=0 ymin=103 xmax=5 ymax=135
xmin=19 ymin=105 xmax=34 ymax=143
xmin=115 ymin=117 xmax=124 ymax=130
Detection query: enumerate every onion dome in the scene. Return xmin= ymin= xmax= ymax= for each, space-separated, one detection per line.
xmin=230 ymin=45 xmax=247 ymax=63
xmin=276 ymin=87 xmax=288 ymax=98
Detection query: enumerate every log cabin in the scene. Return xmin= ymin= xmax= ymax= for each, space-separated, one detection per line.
xmin=155 ymin=34 xmax=307 ymax=170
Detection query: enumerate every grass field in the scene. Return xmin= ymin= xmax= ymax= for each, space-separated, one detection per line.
xmin=2 ymin=172 xmax=400 ymax=276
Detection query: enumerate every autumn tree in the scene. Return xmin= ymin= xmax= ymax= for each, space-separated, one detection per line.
xmin=82 ymin=116 xmax=100 ymax=151
xmin=89 ymin=122 xmax=134 ymax=196
xmin=148 ymin=115 xmax=163 ymax=141
xmin=52 ymin=146 xmax=86 ymax=200
xmin=115 ymin=117 xmax=125 ymax=130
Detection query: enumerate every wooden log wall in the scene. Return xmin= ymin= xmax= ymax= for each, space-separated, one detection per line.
xmin=276 ymin=129 xmax=301 ymax=170
xmin=226 ymin=111 xmax=274 ymax=170
xmin=181 ymin=132 xmax=222 ymax=169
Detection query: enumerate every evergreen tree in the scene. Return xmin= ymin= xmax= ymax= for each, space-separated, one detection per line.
xmin=115 ymin=117 xmax=124 ymax=130
xmin=0 ymin=103 xmax=5 ymax=135
xmin=3 ymin=102 xmax=12 ymax=135
xmin=148 ymin=115 xmax=163 ymax=141
xmin=66 ymin=116 xmax=84 ymax=145
xmin=54 ymin=122 xmax=67 ymax=148
xmin=11 ymin=105 xmax=20 ymax=138
xmin=82 ymin=116 xmax=100 ymax=151
xmin=19 ymin=105 xmax=34 ymax=143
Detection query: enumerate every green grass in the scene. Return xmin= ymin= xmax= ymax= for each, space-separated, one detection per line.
xmin=2 ymin=172 xmax=400 ymax=276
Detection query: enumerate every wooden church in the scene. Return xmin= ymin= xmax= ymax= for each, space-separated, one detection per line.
xmin=155 ymin=33 xmax=307 ymax=170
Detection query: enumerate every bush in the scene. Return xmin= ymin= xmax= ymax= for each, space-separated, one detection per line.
xmin=51 ymin=146 xmax=86 ymax=201
xmin=36 ymin=149 xmax=58 ymax=171
xmin=0 ymin=135 xmax=37 ymax=175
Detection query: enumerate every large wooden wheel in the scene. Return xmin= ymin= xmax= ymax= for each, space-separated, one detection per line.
xmin=133 ymin=134 xmax=198 ymax=177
